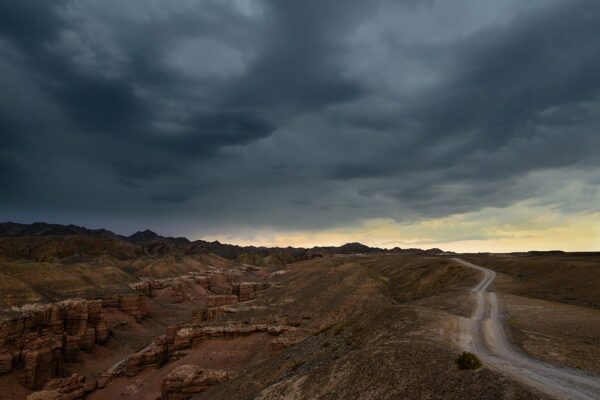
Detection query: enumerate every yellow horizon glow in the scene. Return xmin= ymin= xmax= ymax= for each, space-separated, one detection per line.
xmin=198 ymin=203 xmax=600 ymax=253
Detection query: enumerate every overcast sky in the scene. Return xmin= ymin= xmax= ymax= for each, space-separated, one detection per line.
xmin=1 ymin=0 xmax=599 ymax=250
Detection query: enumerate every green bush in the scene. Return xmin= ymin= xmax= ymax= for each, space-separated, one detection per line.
xmin=456 ymin=352 xmax=482 ymax=370
xmin=289 ymin=359 xmax=306 ymax=371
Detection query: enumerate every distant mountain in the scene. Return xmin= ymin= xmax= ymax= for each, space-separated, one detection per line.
xmin=389 ymin=247 xmax=449 ymax=255
xmin=309 ymin=242 xmax=381 ymax=255
xmin=126 ymin=229 xmax=191 ymax=255
xmin=127 ymin=229 xmax=161 ymax=243
xmin=0 ymin=222 xmax=123 ymax=239
xmin=0 ymin=222 xmax=446 ymax=260
xmin=525 ymin=250 xmax=566 ymax=256
xmin=338 ymin=242 xmax=379 ymax=253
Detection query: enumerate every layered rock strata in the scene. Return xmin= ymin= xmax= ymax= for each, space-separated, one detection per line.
xmin=100 ymin=294 xmax=146 ymax=321
xmin=232 ymin=282 xmax=270 ymax=302
xmin=161 ymin=365 xmax=229 ymax=400
xmin=27 ymin=373 xmax=87 ymax=400
xmin=101 ymin=322 xmax=285 ymax=385
xmin=0 ymin=300 xmax=109 ymax=389
xmin=1 ymin=270 xmax=270 ymax=395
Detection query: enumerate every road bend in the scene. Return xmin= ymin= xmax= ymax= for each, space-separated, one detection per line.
xmin=453 ymin=258 xmax=600 ymax=400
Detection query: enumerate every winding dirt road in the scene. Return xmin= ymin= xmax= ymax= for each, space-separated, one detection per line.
xmin=454 ymin=258 xmax=600 ymax=400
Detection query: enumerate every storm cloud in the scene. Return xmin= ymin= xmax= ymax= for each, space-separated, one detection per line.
xmin=1 ymin=0 xmax=600 ymax=240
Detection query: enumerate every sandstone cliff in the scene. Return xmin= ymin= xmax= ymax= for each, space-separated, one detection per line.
xmin=0 ymin=300 xmax=109 ymax=389
xmin=161 ymin=365 xmax=229 ymax=400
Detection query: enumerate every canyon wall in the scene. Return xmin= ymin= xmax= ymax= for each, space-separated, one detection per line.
xmin=0 ymin=299 xmax=113 ymax=389
xmin=3 ymin=269 xmax=270 ymax=397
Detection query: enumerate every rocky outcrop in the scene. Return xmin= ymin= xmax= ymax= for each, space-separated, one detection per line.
xmin=27 ymin=373 xmax=86 ymax=400
xmin=192 ymin=306 xmax=226 ymax=323
xmin=128 ymin=273 xmax=269 ymax=306
xmin=88 ymin=275 xmax=273 ymax=388
xmin=270 ymin=336 xmax=303 ymax=350
xmin=123 ymin=335 xmax=169 ymax=376
xmin=0 ymin=299 xmax=109 ymax=389
xmin=99 ymin=321 xmax=278 ymax=385
xmin=130 ymin=273 xmax=212 ymax=303
xmin=100 ymin=294 xmax=145 ymax=321
xmin=206 ymin=295 xmax=238 ymax=307
xmin=173 ymin=324 xmax=269 ymax=350
xmin=193 ymin=275 xmax=211 ymax=289
xmin=3 ymin=271 xmax=272 ymax=393
xmin=208 ymin=274 xmax=233 ymax=295
xmin=26 ymin=391 xmax=61 ymax=400
xmin=161 ymin=365 xmax=229 ymax=400
xmin=232 ymin=282 xmax=270 ymax=301
xmin=0 ymin=351 xmax=11 ymax=374
xmin=22 ymin=337 xmax=62 ymax=390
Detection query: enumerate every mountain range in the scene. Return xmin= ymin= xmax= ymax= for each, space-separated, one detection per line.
xmin=0 ymin=222 xmax=446 ymax=260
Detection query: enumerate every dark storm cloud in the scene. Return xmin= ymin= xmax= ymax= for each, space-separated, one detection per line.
xmin=223 ymin=0 xmax=368 ymax=112
xmin=0 ymin=1 xmax=66 ymax=50
xmin=1 ymin=0 xmax=600 ymax=236
xmin=158 ymin=110 xmax=275 ymax=157
xmin=411 ymin=1 xmax=600 ymax=147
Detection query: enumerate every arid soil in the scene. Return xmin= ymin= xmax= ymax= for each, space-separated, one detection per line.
xmin=189 ymin=255 xmax=549 ymax=400
xmin=0 ymin=250 xmax=271 ymax=399
xmin=455 ymin=258 xmax=600 ymax=400
xmin=2 ymin=242 xmax=598 ymax=399
xmin=502 ymin=294 xmax=600 ymax=374
xmin=462 ymin=254 xmax=600 ymax=308
xmin=462 ymin=254 xmax=600 ymax=377
xmin=0 ymin=251 xmax=232 ymax=308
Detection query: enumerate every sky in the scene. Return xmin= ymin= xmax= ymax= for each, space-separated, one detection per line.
xmin=1 ymin=0 xmax=599 ymax=252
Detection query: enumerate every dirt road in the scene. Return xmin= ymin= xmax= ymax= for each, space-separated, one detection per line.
xmin=454 ymin=258 xmax=600 ymax=400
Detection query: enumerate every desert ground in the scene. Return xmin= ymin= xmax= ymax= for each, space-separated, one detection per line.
xmin=0 ymin=226 xmax=599 ymax=399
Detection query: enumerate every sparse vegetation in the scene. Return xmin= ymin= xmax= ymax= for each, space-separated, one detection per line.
xmin=334 ymin=323 xmax=346 ymax=335
xmin=313 ymin=323 xmax=335 ymax=336
xmin=289 ymin=359 xmax=306 ymax=371
xmin=456 ymin=352 xmax=482 ymax=370
xmin=364 ymin=267 xmax=388 ymax=283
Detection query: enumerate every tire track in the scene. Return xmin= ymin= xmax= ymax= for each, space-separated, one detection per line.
xmin=454 ymin=258 xmax=600 ymax=400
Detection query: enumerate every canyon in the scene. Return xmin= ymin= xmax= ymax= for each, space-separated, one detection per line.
xmin=0 ymin=223 xmax=599 ymax=399
xmin=1 ymin=264 xmax=272 ymax=399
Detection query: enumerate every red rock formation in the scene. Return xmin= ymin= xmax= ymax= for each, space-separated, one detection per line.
xmin=6 ymin=273 xmax=273 ymax=393
xmin=63 ymin=335 xmax=81 ymax=362
xmin=27 ymin=373 xmax=86 ymax=400
xmin=234 ymin=282 xmax=255 ymax=301
xmin=208 ymin=274 xmax=232 ymax=295
xmin=172 ymin=326 xmax=196 ymax=350
xmin=161 ymin=365 xmax=229 ymax=400
xmin=101 ymin=322 xmax=274 ymax=382
xmin=118 ymin=294 xmax=145 ymax=321
xmin=0 ymin=299 xmax=111 ymax=389
xmin=200 ymin=323 xmax=269 ymax=339
xmin=270 ymin=336 xmax=302 ymax=350
xmin=267 ymin=325 xmax=291 ymax=336
xmin=0 ymin=351 xmax=12 ymax=374
xmin=101 ymin=294 xmax=145 ymax=321
xmin=173 ymin=323 xmax=269 ymax=350
xmin=95 ymin=320 xmax=109 ymax=344
xmin=26 ymin=390 xmax=61 ymax=400
xmin=22 ymin=336 xmax=63 ymax=390
xmin=206 ymin=295 xmax=238 ymax=307
xmin=129 ymin=274 xmax=269 ymax=306
xmin=192 ymin=306 xmax=225 ymax=323
xmin=192 ymin=275 xmax=210 ymax=289
xmin=96 ymin=372 xmax=113 ymax=389
xmin=123 ymin=335 xmax=169 ymax=376
xmin=131 ymin=275 xmax=209 ymax=303
xmin=232 ymin=282 xmax=270 ymax=302
xmin=169 ymin=280 xmax=186 ymax=303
